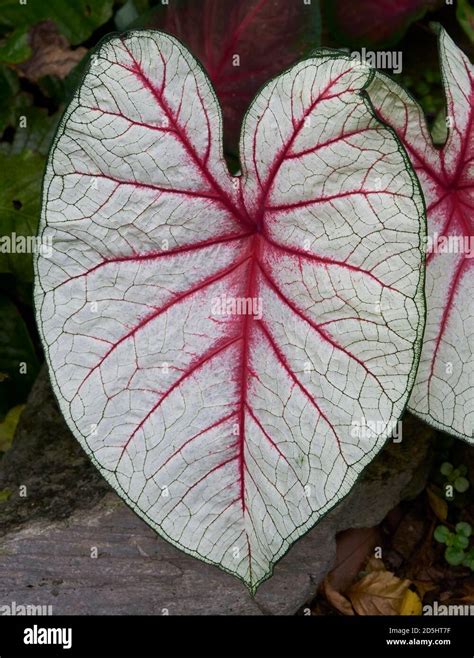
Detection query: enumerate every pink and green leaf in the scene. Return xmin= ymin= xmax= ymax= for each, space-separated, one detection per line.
xmin=35 ymin=31 xmax=425 ymax=590
xmin=368 ymin=27 xmax=474 ymax=441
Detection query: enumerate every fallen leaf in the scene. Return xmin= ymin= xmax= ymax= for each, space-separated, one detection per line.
xmin=321 ymin=528 xmax=381 ymax=615
xmin=18 ymin=21 xmax=86 ymax=82
xmin=365 ymin=557 xmax=386 ymax=573
xmin=0 ymin=404 xmax=24 ymax=453
xmin=348 ymin=570 xmax=411 ymax=615
xmin=439 ymin=590 xmax=454 ymax=602
xmin=400 ymin=589 xmax=423 ymax=615
xmin=328 ymin=527 xmax=381 ymax=592
xmin=321 ymin=578 xmax=355 ymax=616
xmin=427 ymin=486 xmax=448 ymax=521
xmin=453 ymin=581 xmax=474 ymax=604
xmin=411 ymin=578 xmax=439 ymax=600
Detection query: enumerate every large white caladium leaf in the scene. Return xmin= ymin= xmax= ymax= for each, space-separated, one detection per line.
xmin=35 ymin=31 xmax=425 ymax=591
xmin=368 ymin=28 xmax=474 ymax=442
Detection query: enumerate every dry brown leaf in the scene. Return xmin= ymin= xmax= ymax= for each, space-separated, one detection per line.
xmin=457 ymin=581 xmax=474 ymax=603
xmin=365 ymin=557 xmax=386 ymax=573
xmin=18 ymin=21 xmax=86 ymax=82
xmin=321 ymin=577 xmax=355 ymax=616
xmin=348 ymin=570 xmax=411 ymax=615
xmin=411 ymin=578 xmax=439 ymax=599
xmin=320 ymin=528 xmax=382 ymax=615
xmin=327 ymin=527 xmax=381 ymax=592
xmin=427 ymin=486 xmax=448 ymax=521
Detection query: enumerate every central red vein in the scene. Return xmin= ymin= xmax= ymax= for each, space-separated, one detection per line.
xmin=236 ymin=235 xmax=261 ymax=512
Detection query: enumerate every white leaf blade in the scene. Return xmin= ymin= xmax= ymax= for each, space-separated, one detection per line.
xmin=36 ymin=31 xmax=425 ymax=591
xmin=368 ymin=28 xmax=474 ymax=442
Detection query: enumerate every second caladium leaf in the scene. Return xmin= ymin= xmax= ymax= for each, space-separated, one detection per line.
xmin=150 ymin=0 xmax=321 ymax=153
xmin=368 ymin=28 xmax=474 ymax=442
xmin=325 ymin=0 xmax=443 ymax=48
xmin=36 ymin=31 xmax=425 ymax=590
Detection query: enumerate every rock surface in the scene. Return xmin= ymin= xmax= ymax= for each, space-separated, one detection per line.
xmin=0 ymin=369 xmax=434 ymax=615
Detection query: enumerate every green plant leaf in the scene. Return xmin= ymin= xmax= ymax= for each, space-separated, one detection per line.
xmin=115 ymin=0 xmax=150 ymax=31
xmin=454 ymin=476 xmax=470 ymax=493
xmin=0 ymin=489 xmax=12 ymax=503
xmin=457 ymin=0 xmax=474 ymax=43
xmin=0 ymin=107 xmax=58 ymax=157
xmin=0 ymin=294 xmax=39 ymax=418
xmin=452 ymin=534 xmax=469 ymax=550
xmin=456 ymin=521 xmax=472 ymax=538
xmin=0 ymin=404 xmax=24 ymax=452
xmin=0 ymin=26 xmax=32 ymax=64
xmin=440 ymin=461 xmax=453 ymax=477
xmin=0 ymin=0 xmax=114 ymax=46
xmin=444 ymin=546 xmax=466 ymax=566
xmin=434 ymin=524 xmax=450 ymax=544
xmin=0 ymin=149 xmax=45 ymax=282
xmin=0 ymin=65 xmax=20 ymax=133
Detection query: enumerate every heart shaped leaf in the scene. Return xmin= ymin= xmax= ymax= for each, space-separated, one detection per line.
xmin=368 ymin=27 xmax=474 ymax=442
xmin=36 ymin=31 xmax=425 ymax=590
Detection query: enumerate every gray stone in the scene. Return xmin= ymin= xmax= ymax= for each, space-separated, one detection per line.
xmin=0 ymin=369 xmax=434 ymax=615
